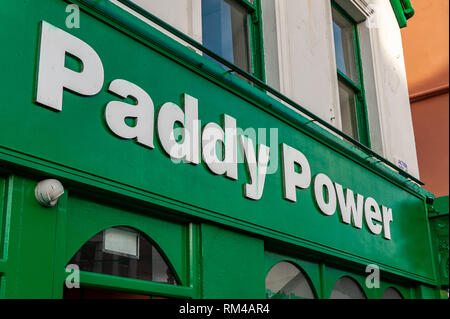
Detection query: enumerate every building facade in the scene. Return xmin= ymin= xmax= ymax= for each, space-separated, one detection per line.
xmin=0 ymin=0 xmax=447 ymax=298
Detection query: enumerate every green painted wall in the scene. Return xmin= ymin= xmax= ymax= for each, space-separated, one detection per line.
xmin=0 ymin=176 xmax=58 ymax=298
xmin=416 ymin=285 xmax=440 ymax=299
xmin=200 ymin=224 xmax=265 ymax=298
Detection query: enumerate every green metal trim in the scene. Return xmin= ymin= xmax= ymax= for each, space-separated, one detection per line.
xmin=337 ymin=70 xmax=361 ymax=93
xmin=76 ymin=271 xmax=196 ymax=298
xmin=52 ymin=190 xmax=69 ymax=299
xmin=428 ymin=197 xmax=449 ymax=289
xmin=319 ymin=263 xmax=326 ymax=299
xmin=402 ymin=0 xmax=415 ymax=19
xmin=188 ymin=223 xmax=202 ymax=298
xmin=235 ymin=0 xmax=257 ymax=12
xmin=390 ymin=0 xmax=415 ymax=28
xmin=0 ymin=176 xmax=5 ymax=260
xmin=390 ymin=0 xmax=407 ymax=28
xmin=0 ymin=175 xmax=14 ymax=273
xmin=402 ymin=1 xmax=415 ymax=20
xmin=433 ymin=196 xmax=449 ymax=216
xmin=249 ymin=0 xmax=266 ymax=82
xmin=423 ymin=202 xmax=440 ymax=285
xmin=0 ymin=276 xmax=5 ymax=298
xmin=353 ymin=19 xmax=371 ymax=149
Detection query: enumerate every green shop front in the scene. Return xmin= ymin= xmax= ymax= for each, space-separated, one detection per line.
xmin=0 ymin=0 xmax=448 ymax=299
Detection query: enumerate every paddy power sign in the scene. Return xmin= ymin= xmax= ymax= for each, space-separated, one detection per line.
xmin=35 ymin=21 xmax=394 ymax=240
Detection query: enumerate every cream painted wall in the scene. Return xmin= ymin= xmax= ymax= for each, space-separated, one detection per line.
xmin=268 ymin=0 xmax=340 ymax=126
xmin=364 ymin=0 xmax=419 ymax=178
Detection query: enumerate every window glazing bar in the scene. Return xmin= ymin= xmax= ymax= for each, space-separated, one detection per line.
xmin=337 ymin=70 xmax=361 ymax=93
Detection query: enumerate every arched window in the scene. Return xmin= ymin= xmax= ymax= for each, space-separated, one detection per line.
xmin=382 ymin=287 xmax=403 ymax=299
xmin=330 ymin=276 xmax=366 ymax=299
xmin=265 ymin=261 xmax=316 ymax=299
xmin=66 ymin=226 xmax=179 ymax=285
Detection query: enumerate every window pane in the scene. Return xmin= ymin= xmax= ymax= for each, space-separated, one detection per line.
xmin=67 ymin=227 xmax=179 ymax=285
xmin=332 ymin=7 xmax=359 ymax=84
xmin=202 ymin=0 xmax=251 ymax=72
xmin=330 ymin=277 xmax=366 ymax=299
xmin=382 ymin=287 xmax=403 ymax=299
xmin=338 ymin=81 xmax=359 ymax=140
xmin=265 ymin=262 xmax=315 ymax=299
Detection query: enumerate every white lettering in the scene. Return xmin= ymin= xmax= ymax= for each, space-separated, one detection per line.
xmin=157 ymin=94 xmax=200 ymax=164
xmin=313 ymin=173 xmax=337 ymax=216
xmin=281 ymin=143 xmax=311 ymax=202
xmin=382 ymin=206 xmax=393 ymax=240
xmin=364 ymin=197 xmax=383 ymax=235
xmin=105 ymin=79 xmax=154 ymax=148
xmin=202 ymin=115 xmax=238 ymax=179
xmin=335 ymin=183 xmax=364 ymax=229
xmin=239 ymin=135 xmax=270 ymax=200
xmin=36 ymin=21 xmax=104 ymax=111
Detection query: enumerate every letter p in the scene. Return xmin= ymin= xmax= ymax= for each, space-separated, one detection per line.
xmin=281 ymin=143 xmax=311 ymax=202
xmin=36 ymin=21 xmax=104 ymax=111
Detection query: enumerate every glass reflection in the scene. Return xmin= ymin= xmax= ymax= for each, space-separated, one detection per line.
xmin=202 ymin=0 xmax=251 ymax=72
xmin=332 ymin=7 xmax=359 ymax=84
xmin=338 ymin=81 xmax=359 ymax=140
xmin=68 ymin=227 xmax=178 ymax=285
xmin=265 ymin=261 xmax=315 ymax=299
xmin=382 ymin=287 xmax=403 ymax=299
xmin=330 ymin=276 xmax=366 ymax=299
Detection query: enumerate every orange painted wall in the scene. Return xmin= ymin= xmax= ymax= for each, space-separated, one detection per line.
xmin=410 ymin=93 xmax=449 ymax=196
xmin=402 ymin=0 xmax=449 ymax=95
xmin=401 ymin=0 xmax=449 ymax=197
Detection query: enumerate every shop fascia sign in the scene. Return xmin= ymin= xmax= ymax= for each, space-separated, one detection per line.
xmin=34 ymin=21 xmax=394 ymax=240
